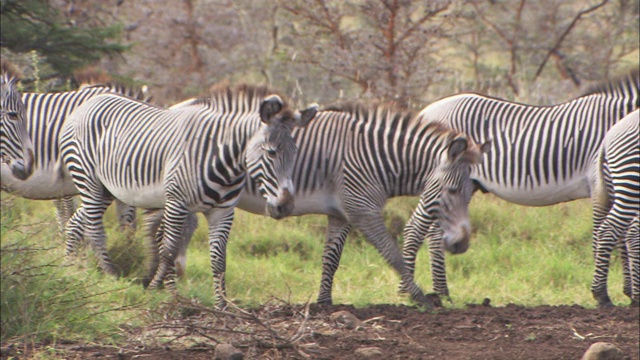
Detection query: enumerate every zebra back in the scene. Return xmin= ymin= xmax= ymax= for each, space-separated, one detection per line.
xmin=580 ymin=69 xmax=639 ymax=112
xmin=417 ymin=69 xmax=639 ymax=206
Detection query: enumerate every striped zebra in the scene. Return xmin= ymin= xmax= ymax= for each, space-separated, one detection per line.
xmin=0 ymin=82 xmax=148 ymax=235
xmin=409 ymin=70 xmax=639 ymax=297
xmin=1 ymin=60 xmax=34 ymax=181
xmin=60 ymin=84 xmax=317 ymax=309
xmin=591 ymin=110 xmax=639 ymax=307
xmin=146 ymin=101 xmax=490 ymax=306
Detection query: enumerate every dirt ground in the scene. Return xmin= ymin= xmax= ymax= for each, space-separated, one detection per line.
xmin=2 ymin=300 xmax=639 ymax=360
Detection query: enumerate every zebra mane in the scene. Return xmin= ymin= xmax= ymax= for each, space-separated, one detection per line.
xmin=75 ymin=69 xmax=151 ymax=102
xmin=206 ymin=83 xmax=288 ymax=113
xmin=326 ymin=99 xmax=466 ymax=145
xmin=580 ymin=69 xmax=639 ymax=98
xmin=1 ymin=59 xmax=23 ymax=84
xmin=78 ymin=83 xmax=152 ymax=102
xmin=324 ymin=100 xmax=414 ymax=122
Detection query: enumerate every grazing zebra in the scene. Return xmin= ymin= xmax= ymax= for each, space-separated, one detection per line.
xmin=409 ymin=70 xmax=639 ymax=297
xmin=1 ymin=82 xmax=149 ymax=235
xmin=146 ymin=101 xmax=490 ymax=306
xmin=1 ymin=60 xmax=34 ymax=181
xmin=591 ymin=110 xmax=639 ymax=307
xmin=60 ymin=84 xmax=317 ymax=309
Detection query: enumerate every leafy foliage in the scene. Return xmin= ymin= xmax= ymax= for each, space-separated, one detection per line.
xmin=1 ymin=0 xmax=127 ymax=79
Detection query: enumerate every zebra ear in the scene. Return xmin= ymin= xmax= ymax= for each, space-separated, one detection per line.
xmin=448 ymin=137 xmax=468 ymax=161
xmin=296 ymin=104 xmax=318 ymax=127
xmin=260 ymin=95 xmax=284 ymax=123
xmin=480 ymin=139 xmax=492 ymax=155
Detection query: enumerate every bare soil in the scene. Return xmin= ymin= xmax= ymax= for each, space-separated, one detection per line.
xmin=2 ymin=301 xmax=639 ymax=360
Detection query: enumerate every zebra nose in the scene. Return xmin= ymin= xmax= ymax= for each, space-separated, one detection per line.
xmin=10 ymin=149 xmax=34 ymax=180
xmin=268 ymin=188 xmax=294 ymax=219
xmin=451 ymin=226 xmax=470 ymax=254
xmin=444 ymin=224 xmax=471 ymax=255
xmin=451 ymin=239 xmax=470 ymax=254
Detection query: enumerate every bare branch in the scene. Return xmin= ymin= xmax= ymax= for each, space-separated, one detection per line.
xmin=534 ymin=0 xmax=610 ymax=80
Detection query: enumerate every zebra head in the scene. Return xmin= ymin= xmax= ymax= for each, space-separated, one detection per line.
xmin=245 ymin=95 xmax=318 ymax=219
xmin=429 ymin=134 xmax=490 ymax=254
xmin=0 ymin=62 xmax=34 ymax=181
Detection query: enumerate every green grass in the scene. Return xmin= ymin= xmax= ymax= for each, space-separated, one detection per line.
xmin=0 ymin=192 xmax=627 ymax=345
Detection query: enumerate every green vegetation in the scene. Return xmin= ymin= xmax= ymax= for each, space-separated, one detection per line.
xmin=1 ymin=192 xmax=626 ymax=344
xmin=1 ymin=0 xmax=126 ymax=80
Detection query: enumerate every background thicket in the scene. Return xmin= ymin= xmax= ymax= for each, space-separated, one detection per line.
xmin=2 ymin=0 xmax=638 ymax=105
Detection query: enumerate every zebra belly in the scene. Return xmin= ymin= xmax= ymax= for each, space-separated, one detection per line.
xmin=102 ymin=182 xmax=166 ymax=209
xmin=237 ymin=190 xmax=345 ymax=218
xmin=0 ymin=164 xmax=77 ymax=199
xmin=477 ymin=176 xmax=592 ymax=206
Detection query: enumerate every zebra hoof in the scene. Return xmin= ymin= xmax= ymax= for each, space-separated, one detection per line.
xmin=101 ymin=264 xmax=121 ymax=278
xmin=411 ymin=292 xmax=442 ymax=309
xmin=594 ymin=293 xmax=614 ymax=308
xmin=316 ymin=298 xmax=333 ymax=306
xmin=597 ymin=300 xmax=615 ymax=309
xmin=215 ymin=301 xmax=228 ymax=311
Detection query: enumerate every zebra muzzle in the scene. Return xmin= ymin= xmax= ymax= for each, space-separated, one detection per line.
xmin=9 ymin=148 xmax=34 ymax=180
xmin=267 ymin=188 xmax=294 ymax=219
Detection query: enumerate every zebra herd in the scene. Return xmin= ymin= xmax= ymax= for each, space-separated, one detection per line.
xmin=1 ymin=58 xmax=638 ymax=309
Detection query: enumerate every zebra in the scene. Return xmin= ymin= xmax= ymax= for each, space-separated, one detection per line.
xmin=145 ymin=101 xmax=490 ymax=306
xmin=60 ymin=84 xmax=318 ymax=309
xmin=408 ymin=70 xmax=639 ymax=297
xmin=1 ymin=60 xmax=34 ymax=181
xmin=0 ymin=82 xmax=149 ymax=235
xmin=590 ymin=110 xmax=639 ymax=308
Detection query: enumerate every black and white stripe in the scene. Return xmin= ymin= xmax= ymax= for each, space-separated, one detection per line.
xmin=1 ymin=83 xmax=149 ymax=234
xmin=590 ymin=110 xmax=639 ymax=307
xmin=0 ymin=60 xmax=34 ymax=181
xmin=404 ymin=70 xmax=639 ymax=297
xmin=417 ymin=70 xmax=638 ymax=205
xmin=244 ymin=102 xmax=489 ymax=305
xmin=154 ymin=101 xmax=489 ymax=306
xmin=60 ymin=84 xmax=317 ymax=309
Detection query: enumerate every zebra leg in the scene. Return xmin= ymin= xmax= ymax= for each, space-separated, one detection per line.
xmin=591 ymin=180 xmax=611 ymax=262
xmin=79 ymin=197 xmax=119 ymax=276
xmin=142 ymin=208 xmax=198 ymax=287
xmin=350 ymin=212 xmax=434 ymax=308
xmin=115 ymin=199 xmax=137 ymax=232
xmin=591 ymin=208 xmax=630 ymax=308
xmin=54 ymin=196 xmax=77 ymax=238
xmin=401 ymin=208 xmax=428 ymax=293
xmin=626 ymin=216 xmax=639 ymax=306
xmin=204 ymin=207 xmax=235 ymax=310
xmin=317 ymin=216 xmax=351 ymax=305
xmin=142 ymin=209 xmax=198 ymax=288
xmin=142 ymin=209 xmax=164 ymax=288
xmin=176 ymin=212 xmax=198 ymax=278
xmin=147 ymin=203 xmax=189 ymax=290
xmin=618 ymin=234 xmax=633 ymax=300
xmin=65 ymin=206 xmax=86 ymax=256
xmin=426 ymin=226 xmax=448 ymax=296
xmin=592 ymin=234 xmax=616 ymax=308
xmin=401 ymin=196 xmax=450 ymax=297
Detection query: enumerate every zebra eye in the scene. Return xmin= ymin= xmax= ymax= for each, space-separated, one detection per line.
xmin=6 ymin=111 xmax=19 ymax=121
xmin=263 ymin=146 xmax=277 ymax=157
xmin=447 ymin=187 xmax=460 ymax=195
